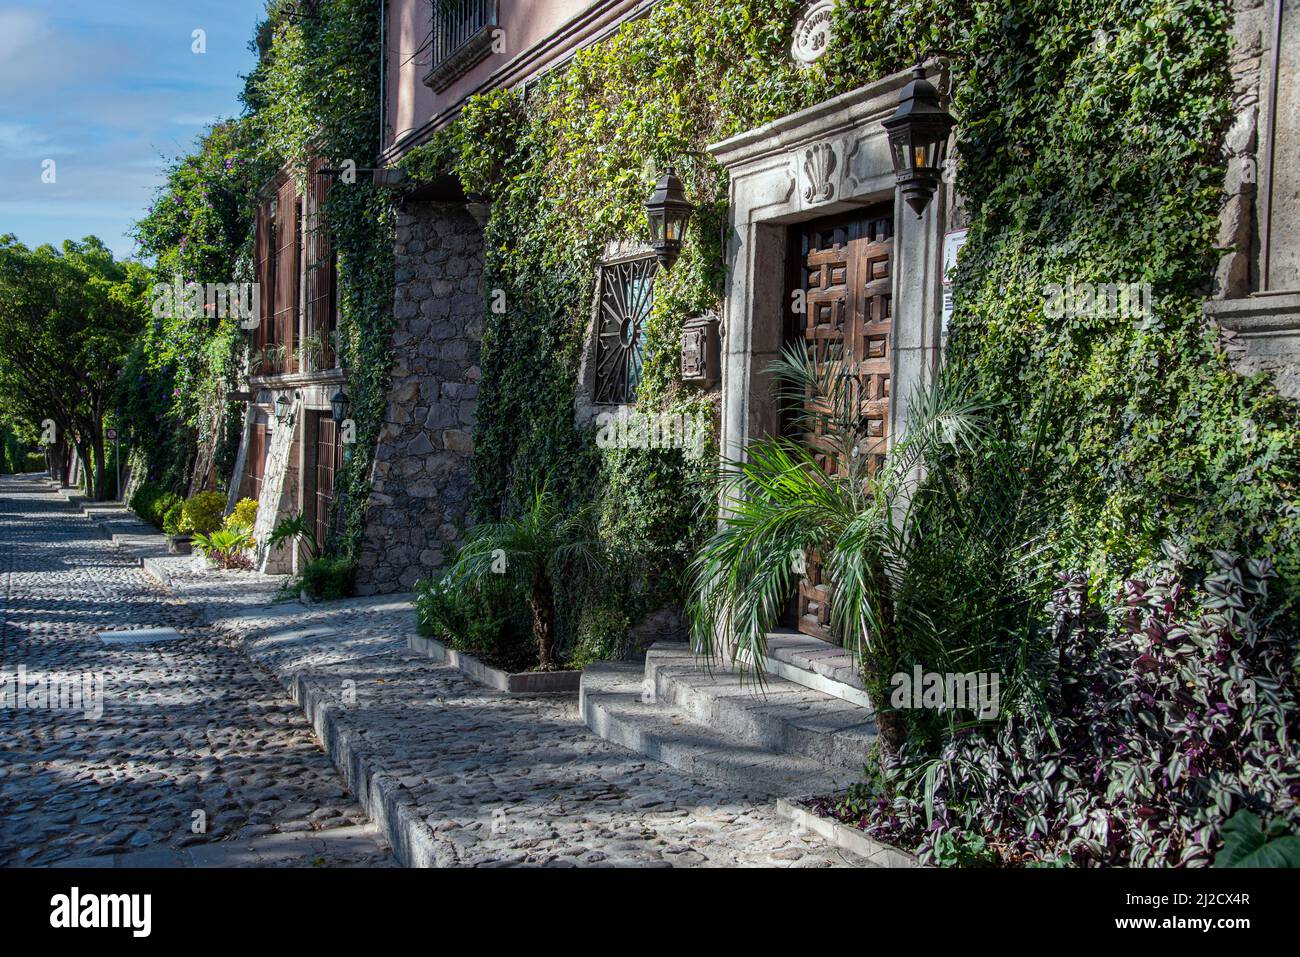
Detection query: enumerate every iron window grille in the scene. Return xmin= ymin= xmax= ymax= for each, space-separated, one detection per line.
xmin=593 ymin=257 xmax=658 ymax=405
xmin=425 ymin=0 xmax=499 ymax=92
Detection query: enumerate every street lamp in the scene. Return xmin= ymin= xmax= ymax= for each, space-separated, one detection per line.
xmin=645 ymin=166 xmax=694 ymax=270
xmin=274 ymin=391 xmax=291 ymax=422
xmin=882 ymin=64 xmax=956 ymax=218
xmin=329 ymin=387 xmax=350 ymax=425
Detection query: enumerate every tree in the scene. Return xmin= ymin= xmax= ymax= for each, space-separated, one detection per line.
xmin=0 ymin=235 xmax=146 ymax=499
xmin=686 ymin=345 xmax=1023 ymax=755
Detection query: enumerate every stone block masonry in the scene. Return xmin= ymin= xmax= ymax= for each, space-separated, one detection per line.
xmin=355 ymin=201 xmax=485 ymax=594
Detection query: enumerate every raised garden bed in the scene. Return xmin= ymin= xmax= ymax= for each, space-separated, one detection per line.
xmin=406 ymin=634 xmax=581 ymax=694
xmin=776 ymin=796 xmax=922 ymax=868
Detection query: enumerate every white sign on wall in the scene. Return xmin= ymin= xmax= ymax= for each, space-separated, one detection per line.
xmin=791 ymin=0 xmax=838 ymax=66
xmin=941 ymin=228 xmax=969 ymax=337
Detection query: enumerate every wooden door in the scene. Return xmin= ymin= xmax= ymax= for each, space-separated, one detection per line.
xmin=311 ymin=413 xmax=341 ymax=550
xmin=785 ymin=207 xmax=894 ymax=641
xmin=243 ymin=420 xmax=269 ymax=502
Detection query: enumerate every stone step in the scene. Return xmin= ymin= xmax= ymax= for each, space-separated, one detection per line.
xmin=645 ymin=644 xmax=876 ymax=773
xmin=734 ymin=631 xmax=873 ymax=709
xmin=580 ymin=662 xmax=859 ymax=799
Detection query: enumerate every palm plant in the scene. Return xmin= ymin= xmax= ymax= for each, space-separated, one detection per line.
xmin=194 ymin=526 xmax=256 ymax=570
xmin=687 ymin=342 xmax=1020 ymax=752
xmin=266 ymin=512 xmax=320 ymax=563
xmin=441 ymin=484 xmax=602 ymax=670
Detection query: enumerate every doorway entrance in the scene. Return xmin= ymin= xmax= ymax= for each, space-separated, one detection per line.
xmin=783 ymin=205 xmax=895 ymax=641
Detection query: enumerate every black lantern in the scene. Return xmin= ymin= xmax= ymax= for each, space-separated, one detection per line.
xmin=645 ymin=166 xmax=694 ymax=269
xmin=274 ymin=391 xmax=291 ymax=422
xmin=329 ymin=387 xmax=350 ymax=425
xmin=882 ymin=65 xmax=956 ymax=218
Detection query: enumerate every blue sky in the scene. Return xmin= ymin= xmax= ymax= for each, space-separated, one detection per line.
xmin=0 ymin=0 xmax=267 ymax=260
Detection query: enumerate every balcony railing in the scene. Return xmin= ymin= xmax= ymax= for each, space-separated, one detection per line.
xmin=425 ymin=0 xmax=499 ymax=92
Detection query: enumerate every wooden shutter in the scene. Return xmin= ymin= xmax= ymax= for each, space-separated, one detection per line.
xmin=274 ymin=178 xmax=300 ymax=373
xmin=312 ymin=413 xmax=341 ymax=548
xmin=253 ymin=199 xmax=275 ymax=354
xmin=305 ymin=157 xmax=337 ymax=370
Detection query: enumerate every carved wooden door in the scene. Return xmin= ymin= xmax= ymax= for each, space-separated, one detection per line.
xmin=786 ymin=207 xmax=894 ymax=641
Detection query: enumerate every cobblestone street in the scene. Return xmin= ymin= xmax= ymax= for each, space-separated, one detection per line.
xmin=0 ymin=476 xmax=394 ymax=867
xmin=0 ymin=476 xmax=863 ymax=867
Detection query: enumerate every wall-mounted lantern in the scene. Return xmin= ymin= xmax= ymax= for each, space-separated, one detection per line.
xmin=882 ymin=65 xmax=956 ymax=218
xmin=645 ymin=166 xmax=695 ymax=270
xmin=274 ymin=391 xmax=291 ymax=423
xmin=329 ymin=388 xmax=350 ymax=425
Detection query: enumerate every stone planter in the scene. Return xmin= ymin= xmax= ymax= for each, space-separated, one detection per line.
xmin=167 ymin=534 xmax=193 ymax=556
xmin=407 ymin=634 xmax=581 ymax=694
xmin=775 ymin=796 xmax=923 ymax=868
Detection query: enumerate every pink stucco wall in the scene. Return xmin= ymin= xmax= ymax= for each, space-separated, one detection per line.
xmin=382 ymin=0 xmax=649 ymax=161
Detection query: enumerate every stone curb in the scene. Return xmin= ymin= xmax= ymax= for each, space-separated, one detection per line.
xmin=775 ymin=796 xmax=922 ymax=868
xmin=407 ymin=633 xmax=581 ymax=694
xmin=284 ymin=670 xmax=451 ymax=867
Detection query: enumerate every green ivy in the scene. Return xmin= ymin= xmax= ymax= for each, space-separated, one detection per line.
xmin=244 ymin=0 xmax=396 ymax=562
xmin=396 ymin=0 xmax=1297 ymax=645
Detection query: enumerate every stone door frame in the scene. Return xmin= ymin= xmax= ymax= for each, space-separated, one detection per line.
xmin=708 ymin=64 xmax=949 ymax=464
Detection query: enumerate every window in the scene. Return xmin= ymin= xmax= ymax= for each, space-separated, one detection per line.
xmin=272 ymin=179 xmax=301 ymax=374
xmin=425 ymin=0 xmax=499 ymax=92
xmin=593 ymin=257 xmax=657 ymax=405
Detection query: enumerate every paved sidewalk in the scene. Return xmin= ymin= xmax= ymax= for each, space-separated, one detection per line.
xmin=5 ymin=475 xmax=866 ymax=867
xmin=153 ymin=558 xmax=868 ymax=867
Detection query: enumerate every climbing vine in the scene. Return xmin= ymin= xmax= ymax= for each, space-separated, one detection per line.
xmin=400 ymin=0 xmax=1298 ymax=649
xmin=245 ymin=0 xmax=396 ymax=562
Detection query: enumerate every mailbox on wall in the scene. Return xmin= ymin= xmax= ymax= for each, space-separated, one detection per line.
xmin=680 ymin=312 xmax=721 ymax=389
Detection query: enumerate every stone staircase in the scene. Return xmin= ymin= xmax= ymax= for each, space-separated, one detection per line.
xmin=580 ymin=639 xmax=877 ymax=800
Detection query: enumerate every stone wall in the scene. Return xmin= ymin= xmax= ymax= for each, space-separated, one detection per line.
xmin=354 ymin=201 xmax=484 ymax=595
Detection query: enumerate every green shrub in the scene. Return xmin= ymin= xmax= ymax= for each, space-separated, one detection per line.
xmin=22 ymin=451 xmax=46 ymax=473
xmin=225 ymin=497 xmax=258 ymax=532
xmin=179 ymin=490 xmax=227 ymax=535
xmin=568 ymin=598 xmax=630 ymax=670
xmin=414 ymin=575 xmax=507 ymax=657
xmin=162 ymin=500 xmax=184 ymax=536
xmin=129 ymin=482 xmax=182 ymax=530
xmin=300 ymin=557 xmax=355 ymax=601
xmin=267 ymin=512 xmax=320 ymax=562
xmin=837 ymin=549 xmax=1299 ymax=867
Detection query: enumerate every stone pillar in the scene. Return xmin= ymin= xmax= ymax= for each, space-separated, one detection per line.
xmin=253 ymin=398 xmax=300 ymax=574
xmin=1260 ymin=0 xmax=1300 ymax=290
xmin=1206 ymin=0 xmax=1300 ymax=401
xmin=354 ymin=201 xmax=485 ymax=595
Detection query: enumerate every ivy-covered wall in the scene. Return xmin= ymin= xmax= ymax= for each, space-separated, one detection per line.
xmin=400 ymin=0 xmax=1298 ymax=640
xmin=245 ymin=0 xmax=396 ymax=563
xmin=126 ymin=0 xmax=395 ymax=541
